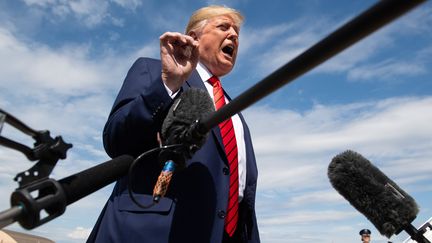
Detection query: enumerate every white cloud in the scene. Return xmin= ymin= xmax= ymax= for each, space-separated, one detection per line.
xmin=67 ymin=226 xmax=92 ymax=239
xmin=241 ymin=4 xmax=432 ymax=82
xmin=0 ymin=27 xmax=124 ymax=96
xmin=112 ymin=0 xmax=143 ymax=10
xmin=248 ymin=97 xmax=432 ymax=157
xmin=17 ymin=0 xmax=190 ymax=31
xmin=239 ymin=23 xmax=294 ymax=54
xmin=284 ymin=189 xmax=342 ymax=207
xmin=316 ymin=30 xmax=394 ymax=74
xmin=346 ymin=42 xmax=432 ymax=82
xmin=392 ymin=4 xmax=432 ymax=35
xmin=0 ymin=23 xmax=155 ymax=232
xmin=0 ymin=20 xmax=156 ymax=141
xmin=110 ymin=16 xmax=125 ymax=27
xmin=21 ymin=0 xmax=124 ymax=28
xmin=240 ymin=17 xmax=333 ymax=74
xmin=417 ymin=45 xmax=432 ymax=63
xmin=259 ymin=210 xmax=358 ymax=226
xmin=319 ymin=5 xmax=432 ymax=77
xmin=206 ymin=0 xmax=250 ymax=6
xmin=22 ymin=0 xmax=56 ymax=7
xmin=347 ymin=59 xmax=427 ymax=81
xmin=68 ymin=0 xmax=110 ymax=27
xmin=246 ymin=95 xmax=432 ymax=242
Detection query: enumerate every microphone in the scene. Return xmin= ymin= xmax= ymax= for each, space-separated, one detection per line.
xmin=1 ymin=155 xmax=134 ymax=229
xmin=328 ymin=150 xmax=429 ymax=243
xmin=153 ymin=87 xmax=214 ymax=202
xmin=160 ymin=87 xmax=214 ymax=153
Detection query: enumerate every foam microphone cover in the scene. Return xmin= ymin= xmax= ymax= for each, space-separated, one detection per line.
xmin=161 ymin=88 xmax=214 ymax=154
xmin=328 ymin=150 xmax=419 ymax=237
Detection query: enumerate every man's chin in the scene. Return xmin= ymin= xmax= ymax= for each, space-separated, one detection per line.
xmin=204 ymin=58 xmax=235 ymax=76
xmin=213 ymin=65 xmax=234 ymax=77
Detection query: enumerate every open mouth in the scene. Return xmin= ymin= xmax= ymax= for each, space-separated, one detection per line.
xmin=222 ymin=44 xmax=234 ymax=57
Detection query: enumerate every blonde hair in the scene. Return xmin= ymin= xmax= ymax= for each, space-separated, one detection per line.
xmin=185 ymin=5 xmax=244 ymax=35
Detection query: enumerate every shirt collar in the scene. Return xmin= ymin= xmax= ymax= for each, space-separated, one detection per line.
xmin=196 ymin=62 xmax=213 ymax=83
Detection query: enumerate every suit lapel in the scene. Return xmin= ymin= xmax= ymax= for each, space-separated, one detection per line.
xmin=182 ymin=70 xmax=205 ymax=90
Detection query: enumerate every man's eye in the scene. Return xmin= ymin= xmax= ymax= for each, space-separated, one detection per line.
xmin=218 ymin=24 xmax=228 ymax=30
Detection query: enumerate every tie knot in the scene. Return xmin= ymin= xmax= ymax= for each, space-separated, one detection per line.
xmin=208 ymin=76 xmax=221 ymax=87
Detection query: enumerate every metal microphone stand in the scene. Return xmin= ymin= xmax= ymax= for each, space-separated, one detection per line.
xmin=0 ymin=109 xmax=72 ymax=229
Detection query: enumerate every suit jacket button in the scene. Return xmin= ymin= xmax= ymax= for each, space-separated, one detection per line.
xmin=217 ymin=210 xmax=226 ymax=219
xmin=222 ymin=167 xmax=229 ymax=175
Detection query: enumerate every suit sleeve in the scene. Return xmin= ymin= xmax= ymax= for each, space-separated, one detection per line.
xmin=103 ymin=58 xmax=174 ymax=158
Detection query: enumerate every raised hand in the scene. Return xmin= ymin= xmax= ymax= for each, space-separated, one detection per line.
xmin=160 ymin=32 xmax=199 ymax=93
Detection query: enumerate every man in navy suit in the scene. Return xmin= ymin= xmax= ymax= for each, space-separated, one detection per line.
xmin=88 ymin=5 xmax=260 ymax=243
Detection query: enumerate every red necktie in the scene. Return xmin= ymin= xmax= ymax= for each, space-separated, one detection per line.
xmin=208 ymin=76 xmax=239 ymax=237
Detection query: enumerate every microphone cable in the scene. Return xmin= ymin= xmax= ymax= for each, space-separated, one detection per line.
xmin=127 ymin=144 xmax=183 ymax=209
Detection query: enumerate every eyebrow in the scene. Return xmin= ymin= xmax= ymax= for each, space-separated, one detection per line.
xmin=213 ymin=18 xmax=240 ymax=32
xmin=222 ymin=22 xmax=239 ymax=34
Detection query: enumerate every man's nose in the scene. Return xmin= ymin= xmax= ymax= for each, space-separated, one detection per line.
xmin=227 ymin=27 xmax=238 ymax=41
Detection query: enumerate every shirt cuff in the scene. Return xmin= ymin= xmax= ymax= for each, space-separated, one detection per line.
xmin=163 ymin=81 xmax=180 ymax=99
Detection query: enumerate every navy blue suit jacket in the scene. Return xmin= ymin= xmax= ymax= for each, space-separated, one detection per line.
xmin=87 ymin=57 xmax=260 ymax=243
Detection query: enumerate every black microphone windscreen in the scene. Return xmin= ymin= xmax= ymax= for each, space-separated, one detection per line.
xmin=328 ymin=150 xmax=419 ymax=238
xmin=161 ymin=88 xmax=214 ymax=148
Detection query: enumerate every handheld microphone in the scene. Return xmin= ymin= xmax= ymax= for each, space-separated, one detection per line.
xmin=152 ymin=87 xmax=214 ymax=202
xmin=328 ymin=150 xmax=429 ymax=243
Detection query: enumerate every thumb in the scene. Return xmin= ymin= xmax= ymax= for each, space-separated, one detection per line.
xmin=190 ymin=41 xmax=200 ymax=62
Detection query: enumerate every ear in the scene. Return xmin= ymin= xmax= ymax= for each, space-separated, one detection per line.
xmin=189 ymin=31 xmax=199 ymax=41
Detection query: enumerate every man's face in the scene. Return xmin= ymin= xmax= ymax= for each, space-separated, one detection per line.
xmin=193 ymin=15 xmax=240 ymax=77
xmin=361 ymin=234 xmax=371 ymax=242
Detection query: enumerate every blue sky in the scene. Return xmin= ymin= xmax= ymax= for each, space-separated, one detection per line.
xmin=0 ymin=0 xmax=431 ymax=242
